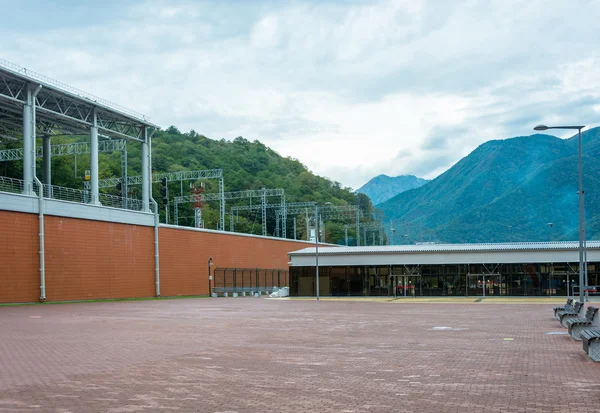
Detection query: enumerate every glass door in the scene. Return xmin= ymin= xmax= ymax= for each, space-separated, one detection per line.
xmin=467 ymin=275 xmax=504 ymax=296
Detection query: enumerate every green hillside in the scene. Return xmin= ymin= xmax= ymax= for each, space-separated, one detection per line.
xmin=1 ymin=127 xmax=375 ymax=244
xmin=378 ymin=127 xmax=600 ymax=243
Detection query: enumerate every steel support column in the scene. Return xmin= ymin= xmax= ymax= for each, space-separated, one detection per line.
xmin=261 ymin=188 xmax=267 ymax=236
xmin=281 ymin=196 xmax=286 ymax=238
xmin=356 ymin=206 xmax=360 ymax=246
xmin=90 ymin=108 xmax=100 ymax=205
xmin=141 ymin=127 xmax=150 ymax=212
xmin=121 ymin=149 xmax=128 ymax=208
xmin=42 ymin=134 xmax=51 ymax=186
xmin=293 ymin=217 xmax=297 ymax=240
xmin=306 ymin=210 xmax=310 ymax=241
xmin=22 ymin=87 xmax=33 ymax=195
xmin=219 ymin=176 xmax=225 ymax=231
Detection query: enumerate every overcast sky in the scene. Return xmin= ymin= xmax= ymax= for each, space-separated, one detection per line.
xmin=2 ymin=0 xmax=600 ymax=188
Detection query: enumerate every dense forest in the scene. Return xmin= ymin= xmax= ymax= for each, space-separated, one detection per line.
xmin=1 ymin=126 xmax=378 ymax=245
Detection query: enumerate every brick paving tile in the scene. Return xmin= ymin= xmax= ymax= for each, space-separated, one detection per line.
xmin=1 ymin=299 xmax=599 ymax=412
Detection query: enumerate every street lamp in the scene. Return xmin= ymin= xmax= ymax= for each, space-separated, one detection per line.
xmin=315 ymin=204 xmax=320 ymax=302
xmin=534 ymin=124 xmax=587 ymax=302
xmin=208 ymin=257 xmax=214 ymax=297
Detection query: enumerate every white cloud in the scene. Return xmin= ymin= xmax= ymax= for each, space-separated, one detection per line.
xmin=1 ymin=0 xmax=599 ymax=188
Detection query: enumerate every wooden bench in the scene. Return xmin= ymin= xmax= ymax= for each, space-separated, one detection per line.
xmin=557 ymin=301 xmax=584 ymax=327
xmin=566 ymin=306 xmax=599 ymax=340
xmin=581 ymin=328 xmax=600 ymax=362
xmin=554 ymin=298 xmax=573 ymax=320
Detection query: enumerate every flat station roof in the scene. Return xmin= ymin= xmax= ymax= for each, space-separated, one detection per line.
xmin=288 ymin=241 xmax=600 ymax=266
xmin=0 ymin=58 xmax=157 ymax=142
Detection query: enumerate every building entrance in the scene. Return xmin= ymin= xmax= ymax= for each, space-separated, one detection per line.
xmin=390 ymin=274 xmax=422 ymax=298
xmin=466 ymin=274 xmax=506 ymax=297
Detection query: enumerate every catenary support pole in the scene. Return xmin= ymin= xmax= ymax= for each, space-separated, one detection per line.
xmin=305 ymin=209 xmax=310 ymax=241
xmin=293 ymin=216 xmax=297 ymax=240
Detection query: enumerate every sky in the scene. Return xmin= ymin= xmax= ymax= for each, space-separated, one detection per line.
xmin=2 ymin=0 xmax=600 ymax=189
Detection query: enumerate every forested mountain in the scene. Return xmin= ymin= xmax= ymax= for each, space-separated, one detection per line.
xmin=356 ymin=174 xmax=428 ymax=204
xmin=0 ymin=126 xmax=375 ymax=244
xmin=378 ymin=127 xmax=600 ymax=243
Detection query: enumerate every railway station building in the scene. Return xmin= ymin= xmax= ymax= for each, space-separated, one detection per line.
xmin=288 ymin=242 xmax=600 ymax=297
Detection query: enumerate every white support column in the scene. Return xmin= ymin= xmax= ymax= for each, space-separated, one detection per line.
xmin=43 ymin=135 xmax=51 ymax=185
xmin=22 ymin=87 xmax=33 ymax=195
xmin=90 ymin=108 xmax=100 ymax=205
xmin=141 ymin=127 xmax=150 ymax=212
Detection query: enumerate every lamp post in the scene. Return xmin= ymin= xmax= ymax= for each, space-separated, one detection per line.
xmin=315 ymin=204 xmax=320 ymax=302
xmin=534 ymin=124 xmax=586 ymax=302
xmin=208 ymin=257 xmax=213 ymax=297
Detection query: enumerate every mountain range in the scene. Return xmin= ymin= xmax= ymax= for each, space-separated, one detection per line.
xmin=356 ymin=174 xmax=428 ymax=205
xmin=377 ymin=127 xmax=600 ymax=243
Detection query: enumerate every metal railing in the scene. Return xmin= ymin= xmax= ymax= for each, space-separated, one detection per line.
xmin=213 ymin=268 xmax=289 ymax=290
xmin=44 ymin=184 xmax=85 ymax=203
xmin=0 ymin=176 xmax=150 ymax=212
xmin=0 ymin=176 xmax=24 ymax=194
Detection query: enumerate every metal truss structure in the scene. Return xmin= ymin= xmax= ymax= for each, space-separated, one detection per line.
xmin=343 ymin=223 xmax=360 ymax=246
xmin=275 ymin=203 xmax=362 ymax=244
xmin=362 ymin=222 xmax=385 ymax=246
xmin=273 ymin=202 xmax=316 ymax=240
xmin=318 ymin=205 xmax=362 ymax=244
xmin=0 ymin=59 xmax=155 ymax=141
xmin=174 ymin=188 xmax=284 ymax=235
xmin=230 ymin=202 xmax=286 ymax=238
xmin=92 ymin=169 xmax=225 ymax=230
xmin=0 ymin=139 xmax=126 ymax=161
xmin=0 ymin=58 xmax=157 ymax=212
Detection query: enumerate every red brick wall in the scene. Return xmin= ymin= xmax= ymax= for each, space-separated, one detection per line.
xmin=0 ymin=210 xmax=309 ymax=302
xmin=0 ymin=211 xmax=39 ymax=303
xmin=44 ymin=216 xmax=155 ymax=301
xmin=158 ymin=227 xmax=307 ymax=296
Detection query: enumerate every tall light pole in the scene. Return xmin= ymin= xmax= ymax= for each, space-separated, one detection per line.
xmin=314 ymin=204 xmax=320 ymax=302
xmin=534 ymin=124 xmax=586 ymax=302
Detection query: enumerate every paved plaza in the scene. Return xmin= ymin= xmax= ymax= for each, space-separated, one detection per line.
xmin=0 ymin=298 xmax=599 ymax=413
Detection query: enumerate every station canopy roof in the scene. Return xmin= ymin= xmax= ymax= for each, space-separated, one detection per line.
xmin=288 ymin=241 xmax=600 ymax=267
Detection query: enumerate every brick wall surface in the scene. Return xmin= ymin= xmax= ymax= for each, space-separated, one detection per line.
xmin=44 ymin=216 xmax=155 ymax=301
xmin=159 ymin=228 xmax=308 ymax=296
xmin=0 ymin=211 xmax=39 ymax=303
xmin=1 ymin=210 xmax=309 ymax=303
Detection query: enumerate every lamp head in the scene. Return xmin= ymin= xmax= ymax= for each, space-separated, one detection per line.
xmin=534 ymin=125 xmax=548 ymax=131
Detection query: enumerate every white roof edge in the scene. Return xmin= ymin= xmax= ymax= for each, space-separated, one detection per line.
xmin=288 ymin=241 xmax=600 ymax=256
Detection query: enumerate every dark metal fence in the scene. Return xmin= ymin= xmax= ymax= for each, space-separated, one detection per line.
xmin=213 ymin=268 xmax=289 ymax=290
